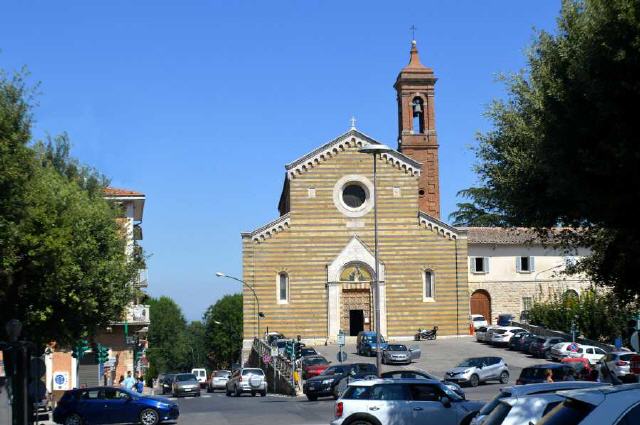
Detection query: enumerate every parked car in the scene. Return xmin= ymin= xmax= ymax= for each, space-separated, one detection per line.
xmin=172 ymin=373 xmax=201 ymax=397
xmin=381 ymin=369 xmax=465 ymax=399
xmin=381 ymin=343 xmax=421 ymax=365
xmin=301 ymin=346 xmax=318 ymax=357
xmin=275 ymin=339 xmax=289 ymax=356
xmin=515 ymin=364 xmax=575 ymax=385
xmin=529 ymin=337 xmax=566 ymax=359
xmin=569 ymin=345 xmax=607 ymax=365
xmin=508 ymin=331 xmax=531 ymax=350
xmin=537 ymin=383 xmax=640 ymax=425
xmin=520 ymin=333 xmax=540 ymax=352
xmin=191 ymin=368 xmax=207 ymax=388
xmin=476 ymin=326 xmax=489 ymax=342
xmin=550 ymin=342 xmax=580 ymax=361
xmin=303 ymin=363 xmax=377 ymax=401
xmin=471 ymin=314 xmax=488 ymax=329
xmin=159 ymin=373 xmax=177 ymax=395
xmin=483 ymin=326 xmax=501 ymax=343
xmin=225 ymin=368 xmax=267 ymax=397
xmin=490 ymin=327 xmax=526 ymax=346
xmin=53 ymin=386 xmax=179 ymax=425
xmin=481 ymin=393 xmax=566 ymax=425
xmin=301 ymin=355 xmax=330 ymax=379
xmin=561 ymin=357 xmax=597 ymax=381
xmin=356 ymin=331 xmax=388 ymax=356
xmin=332 ymin=378 xmax=484 ymax=425
xmin=266 ymin=332 xmax=285 ymax=345
xmin=207 ymin=370 xmax=231 ymax=393
xmin=470 ymin=381 xmax=609 ymax=425
xmin=496 ymin=314 xmax=514 ymax=326
xmin=444 ymin=356 xmax=509 ymax=387
xmin=600 ymin=351 xmax=638 ymax=382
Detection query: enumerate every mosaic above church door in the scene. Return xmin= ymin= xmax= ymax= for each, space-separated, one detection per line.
xmin=340 ymin=263 xmax=374 ymax=336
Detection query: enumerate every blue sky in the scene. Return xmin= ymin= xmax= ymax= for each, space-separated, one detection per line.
xmin=1 ymin=1 xmax=560 ymax=321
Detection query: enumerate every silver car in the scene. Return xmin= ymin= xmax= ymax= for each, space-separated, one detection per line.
xmin=171 ymin=373 xmax=201 ymax=397
xmin=226 ymin=368 xmax=267 ymax=397
xmin=381 ymin=344 xmax=421 ymax=365
xmin=207 ymin=370 xmax=231 ymax=393
xmin=444 ymin=356 xmax=509 ymax=387
xmin=601 ymin=351 xmax=637 ymax=381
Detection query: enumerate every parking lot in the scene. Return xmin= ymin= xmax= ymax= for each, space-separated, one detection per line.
xmin=312 ymin=335 xmax=550 ymax=401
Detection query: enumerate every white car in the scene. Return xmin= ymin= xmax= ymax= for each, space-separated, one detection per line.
xmin=471 ymin=314 xmax=488 ymax=329
xmin=481 ymin=393 xmax=566 ymax=425
xmin=567 ymin=345 xmax=607 ymax=365
xmin=471 ymin=381 xmax=609 ymax=425
xmin=476 ymin=326 xmax=489 ymax=342
xmin=332 ymin=378 xmax=484 ymax=425
xmin=482 ymin=326 xmax=500 ymax=342
xmin=550 ymin=342 xmax=579 ymax=361
xmin=601 ymin=351 xmax=638 ymax=380
xmin=538 ymin=384 xmax=640 ymax=425
xmin=490 ymin=327 xmax=526 ymax=345
xmin=191 ymin=368 xmax=207 ymax=387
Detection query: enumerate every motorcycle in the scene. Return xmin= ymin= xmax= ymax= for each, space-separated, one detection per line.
xmin=414 ymin=326 xmax=438 ymax=341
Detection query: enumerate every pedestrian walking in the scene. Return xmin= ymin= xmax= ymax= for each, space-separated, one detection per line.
xmin=134 ymin=376 xmax=144 ymax=393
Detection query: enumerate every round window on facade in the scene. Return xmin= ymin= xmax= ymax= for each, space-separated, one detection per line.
xmin=342 ymin=184 xmax=367 ymax=209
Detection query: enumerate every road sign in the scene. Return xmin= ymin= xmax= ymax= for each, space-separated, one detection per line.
xmin=337 ymin=331 xmax=345 ymax=347
xmin=337 ymin=351 xmax=347 ymax=362
xmin=263 ymin=354 xmax=272 ymax=364
xmin=53 ymin=371 xmax=70 ymax=390
xmin=631 ymin=331 xmax=639 ymax=352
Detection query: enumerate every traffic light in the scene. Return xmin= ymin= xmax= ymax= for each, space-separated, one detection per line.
xmin=72 ymin=339 xmax=89 ymax=360
xmin=285 ymin=341 xmax=294 ymax=358
xmin=294 ymin=342 xmax=302 ymax=359
xmin=95 ymin=344 xmax=109 ymax=365
xmin=133 ymin=344 xmax=144 ymax=364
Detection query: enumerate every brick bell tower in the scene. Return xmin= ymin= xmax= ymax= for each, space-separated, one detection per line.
xmin=395 ymin=40 xmax=441 ymax=218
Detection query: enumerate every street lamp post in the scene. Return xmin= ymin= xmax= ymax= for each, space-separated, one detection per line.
xmin=215 ymin=272 xmax=264 ymax=339
xmin=359 ymin=144 xmax=392 ymax=377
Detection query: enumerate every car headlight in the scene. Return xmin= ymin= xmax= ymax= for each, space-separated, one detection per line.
xmin=322 ymin=379 xmax=335 ymax=385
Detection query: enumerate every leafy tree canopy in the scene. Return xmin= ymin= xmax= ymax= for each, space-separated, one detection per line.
xmin=450 ymin=0 xmax=640 ymax=299
xmin=146 ymin=296 xmax=189 ymax=374
xmin=0 ymin=68 xmax=136 ymax=349
xmin=203 ymin=294 xmax=243 ymax=370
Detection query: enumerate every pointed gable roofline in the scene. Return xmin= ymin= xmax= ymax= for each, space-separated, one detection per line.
xmin=418 ymin=211 xmax=466 ymax=240
xmin=242 ymin=213 xmax=291 ymax=243
xmin=285 ymin=129 xmax=421 ymax=179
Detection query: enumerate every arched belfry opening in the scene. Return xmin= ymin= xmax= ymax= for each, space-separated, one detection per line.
xmin=412 ymin=97 xmax=424 ymax=134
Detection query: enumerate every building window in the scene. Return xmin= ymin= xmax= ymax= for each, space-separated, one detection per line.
xmin=342 ymin=183 xmax=367 ymax=208
xmin=412 ymin=97 xmax=425 ymax=134
xmin=471 ymin=257 xmax=489 ymax=274
xmin=522 ymin=297 xmax=533 ymax=311
xmin=516 ymin=256 xmax=535 ymax=273
xmin=277 ymin=272 xmax=289 ymax=304
xmin=423 ymin=270 xmax=435 ymax=301
xmin=332 ymin=175 xmax=375 ymax=218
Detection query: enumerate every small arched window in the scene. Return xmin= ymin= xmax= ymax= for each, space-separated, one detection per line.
xmin=412 ymin=97 xmax=425 ymax=134
xmin=277 ymin=272 xmax=289 ymax=304
xmin=423 ymin=270 xmax=435 ymax=301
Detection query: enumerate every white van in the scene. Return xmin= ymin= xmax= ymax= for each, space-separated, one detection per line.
xmin=191 ymin=368 xmax=207 ymax=387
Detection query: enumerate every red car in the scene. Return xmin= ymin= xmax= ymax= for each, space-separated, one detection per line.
xmin=562 ymin=357 xmax=598 ymax=381
xmin=301 ymin=355 xmax=330 ymax=379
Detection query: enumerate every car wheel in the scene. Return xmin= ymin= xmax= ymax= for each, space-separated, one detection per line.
xmin=226 ymin=388 xmax=231 ymax=396
xmin=139 ymin=408 xmax=159 ymax=425
xmin=64 ymin=414 xmax=83 ymax=425
xmin=251 ymin=391 xmax=256 ymax=397
xmin=544 ymin=350 xmax=552 ymax=360
xmin=235 ymin=386 xmax=241 ymax=397
xmin=350 ymin=420 xmax=374 ymax=425
xmin=306 ymin=394 xmax=318 ymax=401
xmin=195 ymin=391 xmax=201 ymax=397
xmin=499 ymin=371 xmax=509 ymax=384
xmin=260 ymin=390 xmax=266 ymax=397
xmin=469 ymin=374 xmax=479 ymax=387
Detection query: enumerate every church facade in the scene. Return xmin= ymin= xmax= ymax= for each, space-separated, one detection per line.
xmin=241 ymin=41 xmax=470 ymax=342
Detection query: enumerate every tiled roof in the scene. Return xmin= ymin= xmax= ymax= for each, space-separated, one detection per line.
xmin=462 ymin=227 xmax=542 ymax=244
xmin=103 ymin=187 xmax=145 ymax=197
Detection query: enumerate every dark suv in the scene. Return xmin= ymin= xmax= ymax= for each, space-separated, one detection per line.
xmin=303 ymin=363 xmax=377 ymax=401
xmin=516 ymin=364 xmax=575 ymax=385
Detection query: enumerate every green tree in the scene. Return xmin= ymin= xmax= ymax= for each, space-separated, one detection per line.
xmin=1 ymin=70 xmax=137 ymax=348
xmin=185 ymin=320 xmax=208 ymax=369
xmin=203 ymin=294 xmax=243 ymax=370
xmin=146 ymin=297 xmax=189 ymax=375
xmin=450 ymin=0 xmax=640 ymax=299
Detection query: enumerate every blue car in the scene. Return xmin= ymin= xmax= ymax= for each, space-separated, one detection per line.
xmin=53 ymin=386 xmax=179 ymax=425
xmin=356 ymin=331 xmax=388 ymax=356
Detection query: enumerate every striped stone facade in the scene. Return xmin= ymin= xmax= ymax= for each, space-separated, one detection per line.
xmin=241 ymin=130 xmax=469 ymax=342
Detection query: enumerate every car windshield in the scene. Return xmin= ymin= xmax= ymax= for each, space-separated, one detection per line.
xmin=242 ymin=369 xmax=264 ymax=376
xmin=458 ymin=358 xmax=484 ymax=368
xmin=482 ymin=401 xmax=512 ymax=425
xmin=214 ymin=371 xmax=230 ymax=377
xmin=619 ymin=353 xmax=635 ymax=362
xmin=303 ymin=357 xmax=328 ymax=366
xmin=478 ymin=390 xmax=512 ymax=416
xmin=176 ymin=374 xmax=197 ymax=382
xmin=520 ymin=367 xmax=549 ymax=379
xmin=473 ymin=316 xmax=485 ymax=321
xmin=321 ymin=366 xmax=345 ymax=376
xmin=537 ymin=398 xmax=595 ymax=425
xmin=387 ymin=344 xmax=407 ymax=351
xmin=493 ymin=329 xmax=507 ymax=335
xmin=364 ymin=335 xmax=386 ymax=343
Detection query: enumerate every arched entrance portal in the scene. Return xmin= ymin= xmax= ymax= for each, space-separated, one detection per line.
xmin=339 ymin=263 xmax=373 ymax=336
xmin=470 ymin=290 xmax=492 ymax=325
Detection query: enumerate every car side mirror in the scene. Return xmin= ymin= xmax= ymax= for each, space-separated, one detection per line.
xmin=440 ymin=396 xmax=451 ymax=408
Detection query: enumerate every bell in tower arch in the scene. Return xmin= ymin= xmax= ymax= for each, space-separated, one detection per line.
xmin=412 ymin=97 xmax=423 ymax=115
